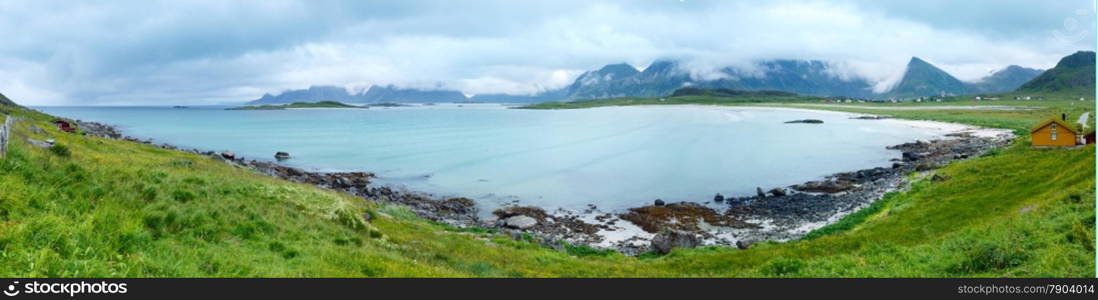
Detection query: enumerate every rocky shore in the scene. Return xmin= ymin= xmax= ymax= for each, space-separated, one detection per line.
xmin=538 ymin=128 xmax=1012 ymax=254
xmin=70 ymin=116 xmax=1014 ymax=256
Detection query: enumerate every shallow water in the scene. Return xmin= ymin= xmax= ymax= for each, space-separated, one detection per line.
xmin=38 ymin=104 xmax=947 ymax=214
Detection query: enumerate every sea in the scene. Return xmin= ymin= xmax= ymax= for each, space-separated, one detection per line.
xmin=38 ymin=103 xmax=948 ymax=214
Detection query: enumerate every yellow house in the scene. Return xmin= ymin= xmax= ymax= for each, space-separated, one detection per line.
xmin=1030 ymin=118 xmax=1078 ymax=147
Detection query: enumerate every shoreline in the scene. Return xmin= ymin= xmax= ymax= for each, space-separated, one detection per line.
xmin=64 ymin=105 xmax=1014 ymax=255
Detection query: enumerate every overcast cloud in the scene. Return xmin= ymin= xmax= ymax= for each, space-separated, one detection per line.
xmin=0 ymin=0 xmax=1094 ymax=105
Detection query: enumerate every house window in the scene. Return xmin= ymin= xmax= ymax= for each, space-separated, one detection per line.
xmin=1052 ymin=133 xmax=1057 ymax=141
xmin=1051 ymin=124 xmax=1057 ymax=130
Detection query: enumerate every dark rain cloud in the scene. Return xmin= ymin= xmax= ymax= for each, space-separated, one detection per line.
xmin=0 ymin=0 xmax=1093 ymax=105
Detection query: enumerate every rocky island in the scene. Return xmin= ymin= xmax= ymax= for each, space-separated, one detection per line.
xmin=227 ymin=101 xmax=365 ymax=110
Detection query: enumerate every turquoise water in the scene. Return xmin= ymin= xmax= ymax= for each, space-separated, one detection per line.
xmin=38 ymin=104 xmax=944 ymax=213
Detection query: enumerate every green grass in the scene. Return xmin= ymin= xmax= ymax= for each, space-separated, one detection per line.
xmin=801 ymin=190 xmax=905 ymax=241
xmin=524 ymin=92 xmax=1093 ymax=134
xmin=781 ymin=99 xmax=1095 ymax=135
xmin=0 ymin=98 xmax=1093 ymax=277
xmin=562 ymin=242 xmax=619 ymax=258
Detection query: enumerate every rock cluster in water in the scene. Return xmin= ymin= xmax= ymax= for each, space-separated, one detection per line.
xmin=274 ymin=151 xmax=291 ymax=160
xmin=784 ymin=119 xmax=824 ymax=124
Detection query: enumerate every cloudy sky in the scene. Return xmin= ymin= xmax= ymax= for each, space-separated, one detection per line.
xmin=0 ymin=0 xmax=1094 ymax=105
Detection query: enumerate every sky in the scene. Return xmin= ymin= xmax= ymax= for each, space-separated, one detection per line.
xmin=0 ymin=0 xmax=1094 ymax=105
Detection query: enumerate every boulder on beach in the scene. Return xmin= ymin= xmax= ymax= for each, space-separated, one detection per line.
xmin=791 ymin=180 xmax=856 ymax=194
xmin=736 ymin=239 xmax=755 ymax=250
xmin=651 ymin=228 xmax=701 ymax=254
xmin=286 ymin=167 xmax=305 ymax=177
xmin=902 ymin=151 xmax=922 ymax=161
xmin=327 ymin=172 xmax=372 ymax=189
xmin=756 ymin=187 xmax=766 ymax=199
xmin=621 ymin=202 xmax=759 ymax=233
xmin=654 ymin=199 xmax=665 ymax=206
xmin=440 ymin=197 xmax=477 ymax=215
xmin=503 ymin=215 xmax=538 ymax=229
xmin=713 ymin=193 xmax=724 ymax=202
xmin=768 ymin=187 xmax=787 ymax=197
xmin=784 ymin=119 xmax=824 ymax=124
xmin=220 ymin=151 xmax=235 ymax=160
xmin=493 ymin=206 xmax=549 ymax=220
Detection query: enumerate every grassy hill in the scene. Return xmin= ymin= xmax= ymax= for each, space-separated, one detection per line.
xmin=0 ymin=92 xmax=17 ymax=108
xmin=1016 ymin=51 xmax=1096 ymax=96
xmin=0 ymin=96 xmax=1092 ymax=277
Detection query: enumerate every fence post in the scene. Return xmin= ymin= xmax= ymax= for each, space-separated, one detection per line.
xmin=0 ymin=115 xmax=10 ymax=158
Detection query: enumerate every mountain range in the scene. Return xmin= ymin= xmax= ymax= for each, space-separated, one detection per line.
xmin=248 ymin=52 xmax=1092 ymax=104
xmin=887 ymin=57 xmax=1045 ymax=98
xmin=466 ymin=59 xmax=885 ymax=101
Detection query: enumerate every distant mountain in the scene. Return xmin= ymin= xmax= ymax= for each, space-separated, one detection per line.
xmin=970 ymin=65 xmax=1044 ymax=94
xmin=1015 ymin=51 xmax=1095 ymax=95
xmin=360 ymin=85 xmax=466 ymax=103
xmin=703 ymin=60 xmax=875 ymax=98
xmin=467 ymin=88 xmax=569 ymax=103
xmin=575 ymin=63 xmax=642 ymax=86
xmin=623 ymin=60 xmax=696 ymax=97
xmin=563 ymin=60 xmax=690 ymax=99
xmin=888 ymin=57 xmax=971 ymax=98
xmin=247 ymin=86 xmax=360 ymax=105
xmin=247 ymin=85 xmax=469 ymax=105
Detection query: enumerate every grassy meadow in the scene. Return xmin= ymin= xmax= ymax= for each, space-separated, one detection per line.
xmin=0 ymin=95 xmax=1093 ymax=277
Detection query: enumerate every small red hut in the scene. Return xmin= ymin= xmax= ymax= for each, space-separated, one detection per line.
xmin=52 ymin=120 xmax=75 ymax=133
